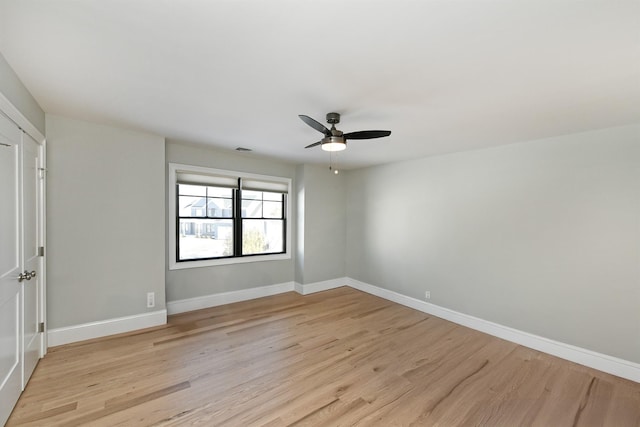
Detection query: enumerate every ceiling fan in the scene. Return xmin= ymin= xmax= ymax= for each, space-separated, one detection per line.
xmin=299 ymin=112 xmax=391 ymax=152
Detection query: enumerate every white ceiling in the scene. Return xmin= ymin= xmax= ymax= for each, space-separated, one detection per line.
xmin=1 ymin=1 xmax=639 ymax=168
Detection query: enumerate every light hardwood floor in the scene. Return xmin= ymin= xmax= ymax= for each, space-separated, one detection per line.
xmin=7 ymin=287 xmax=640 ymax=426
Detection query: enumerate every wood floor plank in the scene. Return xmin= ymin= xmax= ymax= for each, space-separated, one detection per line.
xmin=7 ymin=288 xmax=640 ymax=426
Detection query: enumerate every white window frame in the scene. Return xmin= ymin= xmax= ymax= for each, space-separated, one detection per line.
xmin=168 ymin=163 xmax=292 ymax=270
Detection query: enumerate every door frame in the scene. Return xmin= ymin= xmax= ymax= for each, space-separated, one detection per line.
xmin=39 ymin=137 xmax=47 ymax=354
xmin=0 ymin=92 xmax=47 ymax=356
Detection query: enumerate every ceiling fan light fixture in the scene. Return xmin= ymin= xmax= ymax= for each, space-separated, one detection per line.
xmin=321 ymin=136 xmax=346 ymax=152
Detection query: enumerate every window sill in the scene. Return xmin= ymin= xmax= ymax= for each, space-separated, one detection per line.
xmin=169 ymin=252 xmax=291 ymax=270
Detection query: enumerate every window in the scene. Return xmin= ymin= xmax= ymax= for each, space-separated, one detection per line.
xmin=169 ymin=164 xmax=291 ymax=269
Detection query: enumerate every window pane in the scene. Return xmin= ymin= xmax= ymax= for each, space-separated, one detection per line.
xmin=178 ymin=184 xmax=206 ymax=197
xmin=242 ymin=190 xmax=262 ymax=200
xmin=262 ymin=192 xmax=282 ymax=201
xmin=208 ymin=186 xmax=232 ymax=198
xmin=179 ymin=219 xmax=233 ymax=260
xmin=179 ymin=196 xmax=207 ymax=217
xmin=207 ymin=198 xmax=233 ymax=217
xmin=242 ymin=219 xmax=283 ymax=255
xmin=263 ymin=201 xmax=282 ymax=218
xmin=242 ymin=199 xmax=262 ymax=218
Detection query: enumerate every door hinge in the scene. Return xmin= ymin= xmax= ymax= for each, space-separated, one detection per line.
xmin=38 ymin=246 xmax=45 ymax=257
xmin=38 ymin=322 xmax=45 ymax=333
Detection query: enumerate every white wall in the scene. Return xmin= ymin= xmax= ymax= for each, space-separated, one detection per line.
xmin=165 ymin=141 xmax=297 ymax=302
xmin=346 ymin=124 xmax=640 ymax=363
xmin=46 ymin=115 xmax=166 ymax=329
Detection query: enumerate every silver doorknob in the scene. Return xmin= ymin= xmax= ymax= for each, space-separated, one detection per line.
xmin=17 ymin=270 xmax=36 ymax=282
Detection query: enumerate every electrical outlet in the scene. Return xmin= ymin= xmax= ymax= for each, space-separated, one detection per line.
xmin=147 ymin=292 xmax=155 ymax=308
xmin=425 ymin=291 xmax=431 ymax=300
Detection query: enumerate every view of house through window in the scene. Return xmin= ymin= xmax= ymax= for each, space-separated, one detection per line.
xmin=177 ymin=182 xmax=286 ymax=261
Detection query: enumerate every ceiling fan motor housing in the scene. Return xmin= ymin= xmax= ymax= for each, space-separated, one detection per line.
xmin=326 ymin=112 xmax=341 ymax=125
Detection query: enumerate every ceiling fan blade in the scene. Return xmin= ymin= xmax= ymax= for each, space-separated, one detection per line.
xmin=305 ymin=141 xmax=322 ymax=149
xmin=343 ymin=130 xmax=391 ymax=140
xmin=299 ymin=115 xmax=331 ymax=137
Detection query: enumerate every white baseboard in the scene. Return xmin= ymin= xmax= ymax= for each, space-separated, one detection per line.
xmin=167 ymin=281 xmax=295 ymax=315
xmin=294 ymin=278 xmax=346 ymax=295
xmin=346 ymin=278 xmax=640 ymax=383
xmin=48 ymin=310 xmax=167 ymax=347
xmin=47 ymin=278 xmax=640 ymax=383
xmin=168 ymin=279 xmax=347 ymax=315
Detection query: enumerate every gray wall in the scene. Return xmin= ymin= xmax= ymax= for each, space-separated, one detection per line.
xmin=0 ymin=53 xmax=45 ymax=135
xmin=165 ymin=141 xmax=297 ymax=302
xmin=46 ymin=115 xmax=166 ymax=328
xmin=346 ymin=124 xmax=640 ymax=363
xmin=296 ymin=164 xmax=346 ymax=284
xmin=294 ymin=165 xmax=305 ymax=284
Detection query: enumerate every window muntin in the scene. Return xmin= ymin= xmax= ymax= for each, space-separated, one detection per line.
xmin=176 ymin=183 xmax=286 ymax=262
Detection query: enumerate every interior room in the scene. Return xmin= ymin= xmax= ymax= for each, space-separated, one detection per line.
xmin=0 ymin=1 xmax=639 ymax=425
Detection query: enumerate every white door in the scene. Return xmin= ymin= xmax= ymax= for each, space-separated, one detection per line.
xmin=0 ymin=113 xmax=44 ymax=426
xmin=22 ymin=132 xmax=42 ymax=385
xmin=0 ymin=113 xmax=23 ymax=426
